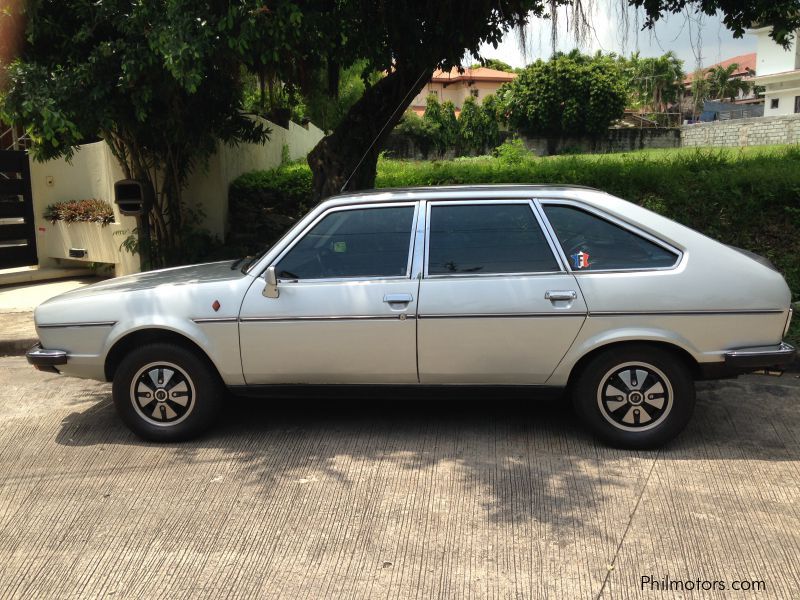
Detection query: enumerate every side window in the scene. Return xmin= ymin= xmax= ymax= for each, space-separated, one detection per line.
xmin=427 ymin=203 xmax=559 ymax=275
xmin=277 ymin=206 xmax=415 ymax=280
xmin=543 ymin=205 xmax=679 ymax=271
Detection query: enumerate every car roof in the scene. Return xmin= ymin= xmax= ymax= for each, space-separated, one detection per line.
xmin=328 ymin=184 xmax=601 ymax=203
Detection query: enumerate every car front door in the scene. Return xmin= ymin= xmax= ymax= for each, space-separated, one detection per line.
xmin=417 ymin=200 xmax=587 ymax=384
xmin=239 ymin=202 xmax=420 ymax=384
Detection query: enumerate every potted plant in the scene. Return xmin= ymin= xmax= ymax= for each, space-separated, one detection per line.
xmin=43 ymin=199 xmax=119 ymax=264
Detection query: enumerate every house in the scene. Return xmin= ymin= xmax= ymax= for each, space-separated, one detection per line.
xmin=751 ymin=27 xmax=800 ymax=116
xmin=683 ymin=53 xmax=758 ymax=101
xmin=409 ymin=67 xmax=516 ymax=116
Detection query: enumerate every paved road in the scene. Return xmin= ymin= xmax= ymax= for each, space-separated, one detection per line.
xmin=0 ymin=357 xmax=798 ymax=599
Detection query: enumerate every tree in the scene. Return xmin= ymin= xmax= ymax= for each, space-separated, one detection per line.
xmin=458 ymin=97 xmax=485 ymax=154
xmin=6 ymin=0 xmax=800 ymax=214
xmin=302 ymin=0 xmax=799 ymax=200
xmin=623 ymin=51 xmax=685 ymax=113
xmin=471 ymin=58 xmax=515 ymax=72
xmin=706 ymin=63 xmax=751 ymax=101
xmin=1 ymin=0 xmax=269 ymax=267
xmin=690 ymin=69 xmax=711 ymax=117
xmin=498 ymin=51 xmax=627 ymax=137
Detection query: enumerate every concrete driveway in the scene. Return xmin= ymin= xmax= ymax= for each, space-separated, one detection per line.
xmin=0 ymin=357 xmax=798 ymax=599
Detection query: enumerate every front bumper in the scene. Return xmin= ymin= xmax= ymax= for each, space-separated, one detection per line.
xmin=26 ymin=343 xmax=68 ymax=373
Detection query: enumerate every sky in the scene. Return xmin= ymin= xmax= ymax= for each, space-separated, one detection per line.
xmin=475 ymin=5 xmax=757 ymax=72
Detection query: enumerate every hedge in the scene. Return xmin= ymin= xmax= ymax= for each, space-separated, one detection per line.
xmin=228 ymin=146 xmax=800 ymax=306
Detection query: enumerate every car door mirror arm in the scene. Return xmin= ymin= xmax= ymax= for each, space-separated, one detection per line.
xmin=263 ymin=266 xmax=279 ymax=298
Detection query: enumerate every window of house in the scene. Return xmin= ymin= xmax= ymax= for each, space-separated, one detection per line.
xmin=470 ymin=89 xmax=479 ymax=98
xmin=427 ymin=203 xmax=559 ymax=275
xmin=543 ymin=205 xmax=679 ymax=271
xmin=771 ymin=98 xmax=780 ymax=109
xmin=794 ymin=96 xmax=800 ymax=114
xmin=277 ymin=206 xmax=415 ymax=280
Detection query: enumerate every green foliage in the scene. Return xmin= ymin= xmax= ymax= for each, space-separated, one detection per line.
xmin=298 ymin=60 xmax=383 ymax=131
xmin=471 ymin=58 xmax=515 ymax=73
xmin=458 ymin=97 xmax=485 ymax=154
xmin=394 ymin=94 xmax=502 ymax=156
xmin=620 ymin=51 xmax=685 ymax=112
xmin=232 ymin=146 xmax=800 ymax=301
xmin=227 ymin=163 xmax=313 ymax=254
xmin=43 ymin=199 xmax=115 ymax=226
xmin=706 ymin=63 xmax=752 ymax=101
xmin=1 ymin=0 xmax=270 ymax=268
xmin=499 ymin=51 xmax=627 ymax=137
xmin=493 ymin=138 xmax=529 ymax=164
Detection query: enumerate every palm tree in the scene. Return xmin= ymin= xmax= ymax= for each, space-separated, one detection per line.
xmin=690 ymin=68 xmax=711 ymax=118
xmin=624 ymin=51 xmax=685 ymax=116
xmin=706 ymin=63 xmax=752 ymax=101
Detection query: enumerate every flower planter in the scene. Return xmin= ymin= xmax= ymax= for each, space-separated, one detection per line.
xmin=45 ymin=221 xmax=119 ymax=264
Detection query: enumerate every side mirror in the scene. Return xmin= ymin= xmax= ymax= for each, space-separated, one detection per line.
xmin=263 ymin=266 xmax=279 ymax=298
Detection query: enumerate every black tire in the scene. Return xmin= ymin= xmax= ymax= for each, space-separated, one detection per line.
xmin=572 ymin=345 xmax=695 ymax=449
xmin=112 ymin=342 xmax=224 ymax=442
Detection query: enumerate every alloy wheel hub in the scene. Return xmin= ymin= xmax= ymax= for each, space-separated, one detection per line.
xmin=130 ymin=362 xmax=195 ymax=427
xmin=597 ymin=362 xmax=673 ymax=432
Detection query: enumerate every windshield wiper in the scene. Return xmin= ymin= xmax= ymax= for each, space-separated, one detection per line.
xmin=231 ymin=256 xmax=249 ymax=270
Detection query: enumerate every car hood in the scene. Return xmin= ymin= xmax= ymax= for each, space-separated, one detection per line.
xmin=41 ymin=260 xmax=249 ymax=304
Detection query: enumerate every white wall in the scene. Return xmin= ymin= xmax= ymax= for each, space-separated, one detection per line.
xmin=185 ymin=119 xmax=324 ymax=239
xmin=28 ymin=118 xmax=324 ymax=274
xmin=754 ymin=28 xmax=800 ymax=75
xmin=763 ymin=80 xmax=800 ymax=116
xmin=29 ymin=142 xmax=139 ymax=276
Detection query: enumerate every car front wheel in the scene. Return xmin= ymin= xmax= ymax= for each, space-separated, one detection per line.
xmin=112 ymin=343 xmax=223 ymax=442
xmin=572 ymin=345 xmax=695 ymax=449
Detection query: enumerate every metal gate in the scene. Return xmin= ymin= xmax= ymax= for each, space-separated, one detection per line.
xmin=0 ymin=150 xmax=37 ymax=269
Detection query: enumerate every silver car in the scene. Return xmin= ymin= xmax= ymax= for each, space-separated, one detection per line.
xmin=27 ymin=185 xmax=795 ymax=447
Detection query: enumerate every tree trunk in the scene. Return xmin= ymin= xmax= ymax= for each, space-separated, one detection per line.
xmin=307 ymin=64 xmax=431 ymax=201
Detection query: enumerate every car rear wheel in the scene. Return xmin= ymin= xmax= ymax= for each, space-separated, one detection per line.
xmin=572 ymin=345 xmax=695 ymax=449
xmin=112 ymin=343 xmax=223 ymax=442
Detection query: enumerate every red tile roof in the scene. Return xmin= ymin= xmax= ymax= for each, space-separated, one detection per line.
xmin=431 ymin=67 xmax=517 ymax=83
xmin=684 ymin=52 xmax=757 ymax=84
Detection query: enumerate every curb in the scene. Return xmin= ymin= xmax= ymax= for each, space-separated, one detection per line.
xmin=0 ymin=338 xmax=38 ymax=358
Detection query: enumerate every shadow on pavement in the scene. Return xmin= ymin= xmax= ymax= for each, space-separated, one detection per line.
xmin=54 ymin=377 xmax=800 ymax=536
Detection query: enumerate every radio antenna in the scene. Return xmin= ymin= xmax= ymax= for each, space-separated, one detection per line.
xmin=339 ymin=67 xmax=430 ymax=194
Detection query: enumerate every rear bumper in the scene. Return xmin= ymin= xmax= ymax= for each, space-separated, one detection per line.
xmin=26 ymin=343 xmax=68 ymax=373
xmin=700 ymin=342 xmax=796 ymax=379
xmin=725 ymin=342 xmax=796 ymax=370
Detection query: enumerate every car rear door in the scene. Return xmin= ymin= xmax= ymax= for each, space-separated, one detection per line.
xmin=416 ymin=199 xmax=587 ymax=384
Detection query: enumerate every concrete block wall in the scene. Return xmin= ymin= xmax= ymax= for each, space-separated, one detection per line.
xmin=681 ymin=114 xmax=800 ymax=148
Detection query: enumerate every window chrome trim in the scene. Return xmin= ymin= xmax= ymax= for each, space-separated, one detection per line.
xmin=268 ymin=201 xmax=420 ymax=283
xmin=37 ymin=321 xmax=117 ymax=329
xmin=422 ymin=199 xmax=566 ymax=279
xmin=537 ymin=198 xmax=684 ymax=274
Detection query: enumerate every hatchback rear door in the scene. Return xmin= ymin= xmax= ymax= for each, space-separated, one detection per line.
xmin=416 ymin=199 xmax=587 ymax=384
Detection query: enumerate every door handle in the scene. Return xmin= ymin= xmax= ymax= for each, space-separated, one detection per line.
xmin=545 ymin=290 xmax=577 ymax=301
xmin=383 ymin=293 xmax=413 ymax=304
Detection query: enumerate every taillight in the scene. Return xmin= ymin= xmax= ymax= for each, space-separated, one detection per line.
xmin=784 ymin=307 xmax=794 ymax=338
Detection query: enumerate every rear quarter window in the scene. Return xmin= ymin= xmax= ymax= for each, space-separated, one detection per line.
xmin=543 ymin=205 xmax=678 ymax=271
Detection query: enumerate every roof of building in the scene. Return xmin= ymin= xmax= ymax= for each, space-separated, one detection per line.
xmin=430 ymin=67 xmax=517 ymax=83
xmin=684 ymin=53 xmax=757 ymax=85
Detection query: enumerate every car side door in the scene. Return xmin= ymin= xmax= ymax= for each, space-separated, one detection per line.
xmin=416 ymin=199 xmax=587 ymax=384
xmin=238 ymin=202 xmax=420 ymax=384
